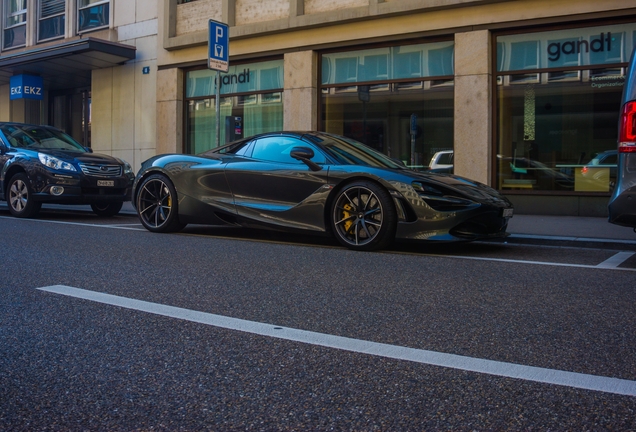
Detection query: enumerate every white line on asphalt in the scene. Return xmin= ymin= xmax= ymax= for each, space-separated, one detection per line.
xmin=37 ymin=285 xmax=636 ymax=397
xmin=596 ymin=252 xmax=635 ymax=268
xmin=4 ymin=216 xmax=635 ymax=271
xmin=417 ymin=253 xmax=636 ymax=272
xmin=0 ymin=216 xmax=145 ymax=230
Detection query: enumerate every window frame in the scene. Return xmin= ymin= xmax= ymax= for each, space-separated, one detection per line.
xmin=3 ymin=0 xmax=27 ymax=49
xmin=77 ymin=0 xmax=109 ymax=33
xmin=38 ymin=0 xmax=65 ymax=42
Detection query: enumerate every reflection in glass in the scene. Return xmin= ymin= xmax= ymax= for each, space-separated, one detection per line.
xmin=186 ymin=92 xmax=283 ymax=154
xmin=322 ymin=82 xmax=454 ymax=168
xmin=496 ymin=69 xmax=623 ymax=192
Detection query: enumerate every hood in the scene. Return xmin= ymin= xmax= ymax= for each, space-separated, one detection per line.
xmin=38 ymin=148 xmax=125 ymax=165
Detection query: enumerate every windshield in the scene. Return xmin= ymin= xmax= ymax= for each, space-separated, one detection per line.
xmin=306 ymin=133 xmax=404 ymax=169
xmin=0 ymin=124 xmax=86 ymax=152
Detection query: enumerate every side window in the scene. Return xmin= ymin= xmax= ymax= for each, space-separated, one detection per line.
xmin=602 ymin=154 xmax=617 ymax=165
xmin=251 ymin=137 xmax=325 ymax=164
xmin=0 ymin=126 xmax=34 ymax=148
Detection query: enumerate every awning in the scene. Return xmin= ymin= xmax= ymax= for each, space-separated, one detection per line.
xmin=0 ymin=37 xmax=136 ymax=91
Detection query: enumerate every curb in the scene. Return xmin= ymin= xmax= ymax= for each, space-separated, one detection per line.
xmin=484 ymin=234 xmax=636 ymax=251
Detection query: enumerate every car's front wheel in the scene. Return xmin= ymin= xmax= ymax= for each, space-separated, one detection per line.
xmin=7 ymin=173 xmax=41 ymax=218
xmin=330 ymin=181 xmax=396 ymax=251
xmin=91 ymin=202 xmax=123 ymax=217
xmin=136 ymin=174 xmax=186 ymax=233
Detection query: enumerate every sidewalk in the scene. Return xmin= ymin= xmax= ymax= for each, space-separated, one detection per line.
xmin=3 ymin=202 xmax=636 ymax=248
xmin=508 ymin=214 xmax=636 ymax=245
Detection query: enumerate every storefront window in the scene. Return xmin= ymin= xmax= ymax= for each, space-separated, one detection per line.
xmin=496 ymin=23 xmax=636 ymax=192
xmin=321 ymin=42 xmax=454 ymax=168
xmin=185 ymin=59 xmax=283 ymax=154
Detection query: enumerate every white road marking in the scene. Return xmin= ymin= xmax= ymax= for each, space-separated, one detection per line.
xmin=417 ymin=253 xmax=636 ymax=272
xmin=38 ymin=285 xmax=636 ymax=397
xmin=3 ymin=216 xmax=635 ymax=270
xmin=597 ymin=251 xmax=635 ymax=268
xmin=0 ymin=216 xmax=145 ymax=230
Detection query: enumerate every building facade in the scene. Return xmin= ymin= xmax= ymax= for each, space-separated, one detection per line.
xmin=1 ymin=0 xmax=635 ymax=216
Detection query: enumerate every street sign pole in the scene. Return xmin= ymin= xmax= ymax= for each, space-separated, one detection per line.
xmin=208 ymin=20 xmax=229 ymax=148
xmin=216 ymin=71 xmax=220 ymax=148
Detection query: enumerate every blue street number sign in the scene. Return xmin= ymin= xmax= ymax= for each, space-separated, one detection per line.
xmin=208 ymin=20 xmax=229 ymax=72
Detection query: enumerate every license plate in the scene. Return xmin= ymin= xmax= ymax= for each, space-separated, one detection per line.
xmin=502 ymin=208 xmax=513 ymax=218
xmin=97 ymin=180 xmax=115 ymax=187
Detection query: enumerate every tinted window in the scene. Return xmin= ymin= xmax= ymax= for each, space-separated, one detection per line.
xmin=0 ymin=125 xmax=85 ymax=151
xmin=251 ymin=136 xmax=325 ymax=164
xmin=307 ymin=133 xmax=404 ymax=168
xmin=437 ymin=152 xmax=453 ymax=165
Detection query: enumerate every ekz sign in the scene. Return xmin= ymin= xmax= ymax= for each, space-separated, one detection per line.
xmin=10 ymin=74 xmax=44 ymax=101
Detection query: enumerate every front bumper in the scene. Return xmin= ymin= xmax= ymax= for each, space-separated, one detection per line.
xmin=30 ymin=169 xmax=133 ymax=204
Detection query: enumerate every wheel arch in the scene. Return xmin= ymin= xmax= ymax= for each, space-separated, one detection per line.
xmin=133 ymin=168 xmax=175 ymax=208
xmin=323 ymin=175 xmax=396 ymax=235
xmin=2 ymin=164 xmax=27 ymax=199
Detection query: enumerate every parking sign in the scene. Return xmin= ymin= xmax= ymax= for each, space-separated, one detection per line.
xmin=208 ymin=20 xmax=229 ymax=72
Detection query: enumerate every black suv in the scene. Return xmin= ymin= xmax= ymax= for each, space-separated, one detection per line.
xmin=608 ymin=51 xmax=636 ymax=230
xmin=0 ymin=123 xmax=134 ymax=218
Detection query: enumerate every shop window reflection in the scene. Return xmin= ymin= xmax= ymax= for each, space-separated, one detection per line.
xmin=322 ymin=81 xmax=454 ymax=168
xmin=496 ymin=69 xmax=623 ymax=192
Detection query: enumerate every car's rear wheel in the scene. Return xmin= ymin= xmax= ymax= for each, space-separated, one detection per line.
xmin=91 ymin=202 xmax=123 ymax=217
xmin=7 ymin=173 xmax=41 ymax=218
xmin=331 ymin=181 xmax=396 ymax=251
xmin=136 ymin=174 xmax=186 ymax=233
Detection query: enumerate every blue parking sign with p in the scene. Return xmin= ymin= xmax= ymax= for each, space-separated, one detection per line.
xmin=208 ymin=20 xmax=229 ymax=72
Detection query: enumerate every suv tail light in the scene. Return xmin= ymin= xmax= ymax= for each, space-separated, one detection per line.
xmin=619 ymin=101 xmax=636 ymax=153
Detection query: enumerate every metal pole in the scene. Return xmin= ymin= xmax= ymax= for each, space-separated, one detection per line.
xmin=215 ymin=70 xmax=221 ymax=147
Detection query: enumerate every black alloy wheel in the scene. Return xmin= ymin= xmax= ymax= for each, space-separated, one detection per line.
xmin=331 ymin=181 xmax=396 ymax=251
xmin=7 ymin=173 xmax=41 ymax=218
xmin=90 ymin=202 xmax=123 ymax=217
xmin=136 ymin=174 xmax=186 ymax=233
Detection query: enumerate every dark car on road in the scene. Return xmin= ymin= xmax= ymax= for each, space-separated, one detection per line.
xmin=133 ymin=131 xmax=513 ymax=251
xmin=609 ymin=50 xmax=636 ymax=230
xmin=0 ymin=123 xmax=135 ymax=218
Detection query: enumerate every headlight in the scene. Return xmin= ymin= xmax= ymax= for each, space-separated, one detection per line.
xmin=412 ymin=181 xmax=477 ymax=211
xmin=38 ymin=153 xmax=76 ymax=171
xmin=123 ymin=161 xmax=134 ymax=175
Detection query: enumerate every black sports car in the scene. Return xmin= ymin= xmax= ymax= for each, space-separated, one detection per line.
xmin=133 ymin=132 xmax=513 ymax=251
xmin=0 ymin=123 xmax=135 ymax=218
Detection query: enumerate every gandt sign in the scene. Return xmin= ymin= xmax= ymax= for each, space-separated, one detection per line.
xmin=208 ymin=20 xmax=229 ymax=72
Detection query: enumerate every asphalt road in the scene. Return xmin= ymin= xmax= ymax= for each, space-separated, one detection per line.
xmin=1 ymin=207 xmax=635 ymax=430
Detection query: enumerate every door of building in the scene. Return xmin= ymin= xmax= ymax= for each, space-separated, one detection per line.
xmin=49 ymin=89 xmax=91 ymax=147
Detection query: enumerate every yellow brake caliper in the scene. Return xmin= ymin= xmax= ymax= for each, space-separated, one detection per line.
xmin=165 ymin=186 xmax=172 ymax=209
xmin=343 ymin=203 xmax=353 ymax=232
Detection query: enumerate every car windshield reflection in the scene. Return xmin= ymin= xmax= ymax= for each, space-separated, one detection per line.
xmin=308 ymin=133 xmax=405 ymax=169
xmin=0 ymin=124 xmax=86 ymax=152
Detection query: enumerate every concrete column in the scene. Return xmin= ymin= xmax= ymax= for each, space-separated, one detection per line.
xmin=454 ymin=30 xmax=492 ymax=185
xmin=284 ymin=51 xmax=317 ymax=131
xmin=156 ymin=67 xmax=183 ymax=154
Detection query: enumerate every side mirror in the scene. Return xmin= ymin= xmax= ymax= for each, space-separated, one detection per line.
xmin=290 ymin=146 xmax=322 ymax=171
xmin=84 ymin=146 xmax=93 ymax=153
